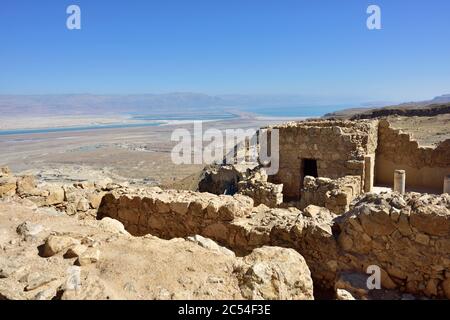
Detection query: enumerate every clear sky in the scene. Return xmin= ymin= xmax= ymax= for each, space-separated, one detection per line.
xmin=1 ymin=0 xmax=449 ymax=102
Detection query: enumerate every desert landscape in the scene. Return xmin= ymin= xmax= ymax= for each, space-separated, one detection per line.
xmin=1 ymin=1 xmax=450 ymax=305
xmin=1 ymin=99 xmax=449 ymax=300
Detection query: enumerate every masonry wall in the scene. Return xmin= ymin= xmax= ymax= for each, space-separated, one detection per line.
xmin=299 ymin=175 xmax=362 ymax=214
xmin=270 ymin=120 xmax=378 ymax=200
xmin=97 ymin=188 xmax=450 ymax=298
xmin=97 ymin=188 xmax=254 ymax=237
xmin=376 ymin=120 xmax=450 ymax=193
xmin=335 ymin=192 xmax=450 ymax=298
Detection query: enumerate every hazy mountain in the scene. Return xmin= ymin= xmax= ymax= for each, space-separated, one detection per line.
xmin=0 ymin=93 xmax=227 ymax=116
xmin=0 ymin=93 xmax=367 ymax=117
xmin=1 ymin=93 xmax=447 ymax=118
xmin=430 ymin=94 xmax=450 ymax=104
xmin=324 ymin=94 xmax=450 ymax=119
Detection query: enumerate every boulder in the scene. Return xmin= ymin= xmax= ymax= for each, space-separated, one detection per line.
xmin=303 ymin=205 xmax=323 ymax=218
xmin=61 ymin=275 xmax=115 ymax=300
xmin=42 ymin=235 xmax=81 ymax=257
xmin=0 ymin=177 xmax=17 ymax=197
xmin=98 ymin=218 xmax=129 ymax=235
xmin=336 ymin=288 xmax=356 ymax=300
xmin=410 ymin=205 xmax=450 ymax=237
xmin=64 ymin=244 xmax=88 ymax=259
xmin=16 ymin=175 xmax=37 ymax=196
xmin=45 ymin=186 xmax=65 ymax=205
xmin=88 ymin=192 xmax=105 ymax=209
xmin=0 ymin=166 xmax=11 ymax=178
xmin=76 ymin=248 xmax=100 ymax=266
xmin=77 ymin=198 xmax=90 ymax=212
xmin=24 ymin=273 xmax=58 ymax=291
xmin=237 ymin=246 xmax=313 ymax=300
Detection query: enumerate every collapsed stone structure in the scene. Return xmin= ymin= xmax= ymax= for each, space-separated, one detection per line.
xmin=199 ymin=164 xmax=283 ymax=208
xmin=270 ymin=120 xmax=378 ymax=200
xmin=0 ymin=169 xmax=117 ymax=218
xmin=199 ymin=118 xmax=450 ymax=211
xmin=298 ymin=175 xmax=362 ymax=214
xmin=188 ymin=117 xmax=450 ymax=299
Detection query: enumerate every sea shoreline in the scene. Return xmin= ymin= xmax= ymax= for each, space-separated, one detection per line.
xmin=0 ymin=113 xmax=316 ymax=136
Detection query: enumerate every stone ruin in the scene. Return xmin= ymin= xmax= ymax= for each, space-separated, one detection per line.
xmin=1 ymin=118 xmax=449 ymax=300
xmin=199 ymin=118 xmax=450 ymax=210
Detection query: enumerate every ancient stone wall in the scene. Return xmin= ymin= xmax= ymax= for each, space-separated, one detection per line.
xmin=97 ymin=191 xmax=338 ymax=289
xmin=376 ymin=120 xmax=450 ymax=193
xmin=199 ymin=164 xmax=283 ymax=208
xmin=0 ymin=168 xmax=114 ymax=219
xmin=97 ymin=188 xmax=254 ymax=237
xmin=198 ymin=164 xmax=257 ymax=195
xmin=335 ymin=192 xmax=450 ymax=298
xmin=238 ymin=179 xmax=283 ymax=208
xmin=97 ymin=187 xmax=450 ymax=298
xmin=299 ymin=175 xmax=362 ymax=214
xmin=3 ymin=167 xmax=450 ymax=298
xmin=269 ymin=120 xmax=378 ymax=200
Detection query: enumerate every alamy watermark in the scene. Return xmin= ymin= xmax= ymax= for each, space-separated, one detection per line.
xmin=66 ymin=5 xmax=381 ymax=31
xmin=367 ymin=5 xmax=382 ymax=30
xmin=171 ymin=121 xmax=280 ymax=175
xmin=66 ymin=5 xmax=81 ymax=30
xmin=366 ymin=265 xmax=381 ymax=290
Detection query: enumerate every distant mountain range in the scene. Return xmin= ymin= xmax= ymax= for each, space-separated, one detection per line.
xmin=0 ymin=93 xmax=448 ymax=117
xmin=0 ymin=93 xmax=372 ymax=117
xmin=324 ymin=94 xmax=450 ymax=119
xmin=0 ymin=93 xmax=225 ymax=117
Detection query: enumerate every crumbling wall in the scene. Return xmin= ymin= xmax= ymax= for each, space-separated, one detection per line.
xmin=238 ymin=180 xmax=283 ymax=208
xmin=199 ymin=164 xmax=283 ymax=208
xmin=98 ymin=191 xmax=338 ymax=289
xmin=4 ymin=166 xmax=449 ymax=298
xmin=98 ymin=188 xmax=450 ymax=298
xmin=0 ymin=167 xmax=114 ymax=219
xmin=335 ymin=192 xmax=450 ymax=298
xmin=198 ymin=164 xmax=257 ymax=195
xmin=270 ymin=120 xmax=378 ymax=200
xmin=97 ymin=188 xmax=254 ymax=237
xmin=376 ymin=119 xmax=450 ymax=193
xmin=299 ymin=175 xmax=362 ymax=214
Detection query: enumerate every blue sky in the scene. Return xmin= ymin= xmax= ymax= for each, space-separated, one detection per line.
xmin=1 ymin=0 xmax=449 ymax=102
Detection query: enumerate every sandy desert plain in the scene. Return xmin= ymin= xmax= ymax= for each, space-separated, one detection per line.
xmin=0 ymin=114 xmax=290 ymax=189
xmin=1 ymin=112 xmax=449 ymax=191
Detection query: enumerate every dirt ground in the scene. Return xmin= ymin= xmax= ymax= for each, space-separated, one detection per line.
xmin=0 ymin=198 xmax=246 ymax=300
xmin=0 ymin=118 xmax=281 ymax=188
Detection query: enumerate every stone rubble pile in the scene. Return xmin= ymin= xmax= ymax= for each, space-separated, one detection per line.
xmin=299 ymin=175 xmax=362 ymax=214
xmin=199 ymin=164 xmax=284 ymax=208
xmin=0 ymin=167 xmax=122 ymax=218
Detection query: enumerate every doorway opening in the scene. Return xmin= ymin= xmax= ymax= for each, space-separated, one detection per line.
xmin=302 ymin=158 xmax=318 ymax=182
